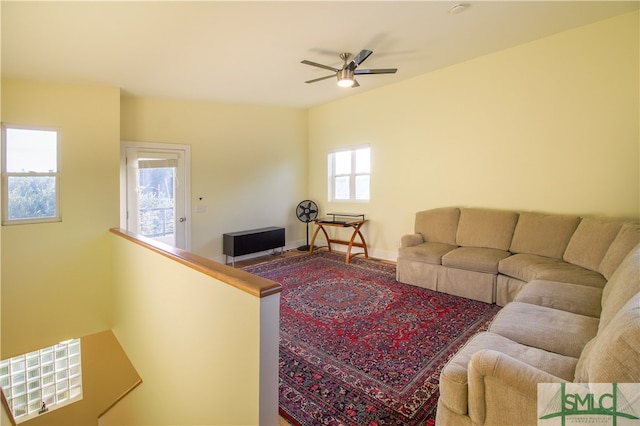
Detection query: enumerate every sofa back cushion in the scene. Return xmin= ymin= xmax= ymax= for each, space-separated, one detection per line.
xmin=414 ymin=207 xmax=460 ymax=245
xmin=509 ymin=212 xmax=581 ymax=259
xmin=599 ymin=244 xmax=640 ymax=332
xmin=563 ymin=218 xmax=622 ymax=272
xmin=456 ymin=208 xmax=518 ymax=251
xmin=574 ymin=293 xmax=640 ymax=383
xmin=599 ymin=223 xmax=640 ymax=280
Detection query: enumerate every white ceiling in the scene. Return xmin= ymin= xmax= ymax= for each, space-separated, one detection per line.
xmin=2 ymin=1 xmax=638 ymax=109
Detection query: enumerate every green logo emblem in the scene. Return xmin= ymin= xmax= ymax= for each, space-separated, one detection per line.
xmin=539 ymin=383 xmax=639 ymax=426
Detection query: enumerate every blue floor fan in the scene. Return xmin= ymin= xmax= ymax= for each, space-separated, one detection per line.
xmin=296 ymin=200 xmax=318 ymax=251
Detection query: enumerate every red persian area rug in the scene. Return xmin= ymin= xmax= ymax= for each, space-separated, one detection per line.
xmin=243 ymin=251 xmax=501 ymax=426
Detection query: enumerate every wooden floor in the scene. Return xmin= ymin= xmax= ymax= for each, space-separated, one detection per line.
xmin=279 ymin=415 xmax=293 ymax=426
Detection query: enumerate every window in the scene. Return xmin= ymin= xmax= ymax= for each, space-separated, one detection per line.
xmin=2 ymin=125 xmax=61 ymax=225
xmin=0 ymin=339 xmax=83 ymax=423
xmin=328 ymin=145 xmax=370 ymax=202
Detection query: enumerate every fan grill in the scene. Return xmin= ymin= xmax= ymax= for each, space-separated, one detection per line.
xmin=296 ymin=200 xmax=319 ymax=251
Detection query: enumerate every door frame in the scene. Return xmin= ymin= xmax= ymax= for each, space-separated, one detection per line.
xmin=120 ymin=141 xmax=192 ymax=251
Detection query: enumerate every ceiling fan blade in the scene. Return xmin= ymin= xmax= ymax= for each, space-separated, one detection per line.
xmin=304 ymin=74 xmax=336 ymax=84
xmin=301 ymin=60 xmax=340 ymax=73
xmin=351 ymin=49 xmax=373 ymax=67
xmin=354 ymin=68 xmax=398 ymax=75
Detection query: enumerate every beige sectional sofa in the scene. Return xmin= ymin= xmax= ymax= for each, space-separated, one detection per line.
xmin=396 ymin=207 xmax=639 ymax=425
xmin=397 ymin=207 xmax=639 ymax=305
xmin=436 ymin=244 xmax=640 ymax=425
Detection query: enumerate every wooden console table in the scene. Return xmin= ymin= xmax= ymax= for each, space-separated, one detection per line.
xmin=309 ymin=213 xmax=368 ymax=263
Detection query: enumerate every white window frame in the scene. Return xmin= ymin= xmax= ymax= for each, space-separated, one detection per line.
xmin=1 ymin=124 xmax=61 ymax=225
xmin=327 ymin=145 xmax=370 ymax=202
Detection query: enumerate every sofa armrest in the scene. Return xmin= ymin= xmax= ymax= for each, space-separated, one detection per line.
xmin=467 ymin=349 xmax=567 ymax=425
xmin=400 ymin=233 xmax=424 ymax=247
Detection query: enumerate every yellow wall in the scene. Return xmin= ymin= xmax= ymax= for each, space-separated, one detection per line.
xmin=0 ymin=4 xmax=6 ymax=423
xmin=120 ymin=97 xmax=308 ymax=261
xmin=308 ymin=11 xmax=640 ymax=260
xmin=1 ymin=79 xmax=120 ymax=357
xmin=103 ymin=233 xmax=278 ymax=426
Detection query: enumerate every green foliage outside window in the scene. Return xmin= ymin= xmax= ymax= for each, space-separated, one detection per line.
xmin=7 ymin=176 xmax=57 ymax=220
xmin=137 ymin=167 xmax=175 ymax=238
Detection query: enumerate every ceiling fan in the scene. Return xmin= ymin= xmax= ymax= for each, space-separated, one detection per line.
xmin=301 ymin=49 xmax=397 ymax=88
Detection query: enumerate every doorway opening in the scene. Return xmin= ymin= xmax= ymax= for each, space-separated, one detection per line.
xmin=121 ymin=142 xmax=191 ymax=250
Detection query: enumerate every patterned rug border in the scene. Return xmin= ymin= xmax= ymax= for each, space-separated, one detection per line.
xmin=244 ymin=250 xmax=396 ymax=274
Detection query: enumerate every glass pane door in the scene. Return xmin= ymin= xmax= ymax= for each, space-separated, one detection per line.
xmin=124 ymin=144 xmax=190 ymax=250
xmin=137 ymin=161 xmax=176 ymax=246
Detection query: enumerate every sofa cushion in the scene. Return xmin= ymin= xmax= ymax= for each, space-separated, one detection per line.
xmin=455 ymin=208 xmax=518 ymax=251
xmin=514 ymin=280 xmax=603 ymax=318
xmin=498 ymin=253 xmax=607 ymax=288
xmin=442 ymin=247 xmax=511 ymax=274
xmin=414 ymin=207 xmax=460 ymax=245
xmin=398 ymin=242 xmax=457 ymax=264
xmin=488 ymin=302 xmax=599 ymax=358
xmin=563 ymin=218 xmax=622 ymax=272
xmin=599 ymin=244 xmax=640 ymax=332
xmin=439 ymin=332 xmax=578 ymax=416
xmin=599 ymin=223 xmax=640 ymax=280
xmin=509 ymin=212 xmax=580 ymax=259
xmin=574 ymin=293 xmax=640 ymax=383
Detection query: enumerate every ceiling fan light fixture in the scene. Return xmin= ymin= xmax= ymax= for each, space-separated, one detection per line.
xmin=337 ymin=68 xmax=355 ymax=87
